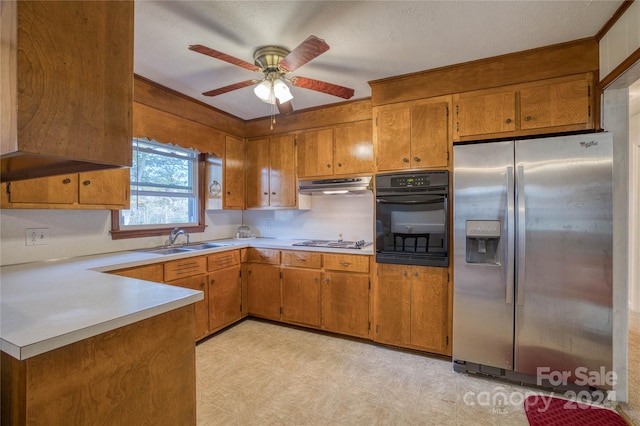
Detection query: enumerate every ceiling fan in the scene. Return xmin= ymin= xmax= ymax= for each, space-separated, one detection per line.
xmin=189 ymin=35 xmax=355 ymax=116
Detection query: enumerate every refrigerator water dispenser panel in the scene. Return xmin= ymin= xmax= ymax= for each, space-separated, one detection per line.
xmin=465 ymin=220 xmax=501 ymax=264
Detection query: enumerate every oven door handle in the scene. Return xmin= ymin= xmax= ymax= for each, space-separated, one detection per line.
xmin=376 ymin=197 xmax=445 ymax=205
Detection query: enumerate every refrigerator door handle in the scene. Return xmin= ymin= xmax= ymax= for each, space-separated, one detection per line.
xmin=506 ymin=166 xmax=515 ymax=304
xmin=516 ymin=165 xmax=526 ymax=306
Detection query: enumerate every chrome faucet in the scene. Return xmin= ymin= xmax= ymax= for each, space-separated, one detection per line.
xmin=169 ymin=227 xmax=190 ymax=246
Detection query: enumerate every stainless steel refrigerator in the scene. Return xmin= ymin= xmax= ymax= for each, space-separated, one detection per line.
xmin=452 ymin=133 xmax=613 ymax=388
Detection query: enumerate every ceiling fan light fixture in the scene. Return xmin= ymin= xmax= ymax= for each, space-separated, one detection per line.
xmin=273 ymin=78 xmax=293 ymax=103
xmin=253 ymin=79 xmax=273 ymax=103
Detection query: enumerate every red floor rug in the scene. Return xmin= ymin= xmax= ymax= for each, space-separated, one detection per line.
xmin=524 ymin=395 xmax=628 ymax=425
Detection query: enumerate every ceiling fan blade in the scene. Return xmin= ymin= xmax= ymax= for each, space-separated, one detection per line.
xmin=189 ymin=44 xmax=261 ymax=72
xmin=277 ymin=99 xmax=294 ymax=115
xmin=290 ymin=76 xmax=354 ymax=99
xmin=279 ymin=35 xmax=329 ymax=73
xmin=202 ymin=80 xmax=257 ymax=97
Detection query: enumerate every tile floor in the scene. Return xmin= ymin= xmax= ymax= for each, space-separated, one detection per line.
xmin=196 ymin=318 xmax=639 ymax=425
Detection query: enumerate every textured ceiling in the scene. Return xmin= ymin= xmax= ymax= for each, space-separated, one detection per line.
xmin=134 ymin=1 xmax=623 ymax=121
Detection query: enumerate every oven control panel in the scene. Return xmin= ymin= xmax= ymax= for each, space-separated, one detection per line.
xmin=390 ymin=175 xmax=430 ymax=187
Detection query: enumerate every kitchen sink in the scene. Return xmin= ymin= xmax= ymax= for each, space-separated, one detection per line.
xmin=145 ymin=247 xmax=195 ymax=255
xmin=142 ymin=242 xmax=231 ymax=255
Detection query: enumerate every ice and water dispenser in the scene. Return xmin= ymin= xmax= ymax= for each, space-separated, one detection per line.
xmin=465 ymin=220 xmax=501 ymax=265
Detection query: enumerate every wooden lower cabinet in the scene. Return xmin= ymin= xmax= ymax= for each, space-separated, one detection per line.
xmin=281 ymin=268 xmax=321 ymax=326
xmin=246 ymin=263 xmax=281 ymax=320
xmin=322 ymin=271 xmax=370 ymax=338
xmin=1 ymin=306 xmax=196 ymax=425
xmin=167 ymin=274 xmax=209 ymax=341
xmin=374 ymin=263 xmax=450 ymax=355
xmin=209 ymin=265 xmax=242 ymax=332
xmin=109 ymin=263 xmax=164 ymax=282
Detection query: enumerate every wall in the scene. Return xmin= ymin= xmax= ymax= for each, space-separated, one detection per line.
xmin=630 ymin=80 xmax=640 ymax=313
xmin=0 ymin=209 xmax=241 ymax=266
xmin=242 ymin=193 xmax=374 ymax=242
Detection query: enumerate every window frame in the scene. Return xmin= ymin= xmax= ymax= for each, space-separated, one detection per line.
xmin=110 ymin=148 xmax=207 ymax=240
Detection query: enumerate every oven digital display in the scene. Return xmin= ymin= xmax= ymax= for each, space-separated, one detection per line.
xmin=390 ymin=175 xmax=430 ymax=187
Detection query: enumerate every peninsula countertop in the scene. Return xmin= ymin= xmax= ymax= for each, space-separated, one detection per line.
xmin=1 ymin=238 xmax=373 ymax=360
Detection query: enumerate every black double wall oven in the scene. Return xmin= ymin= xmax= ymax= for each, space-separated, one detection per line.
xmin=375 ymin=170 xmax=449 ymax=267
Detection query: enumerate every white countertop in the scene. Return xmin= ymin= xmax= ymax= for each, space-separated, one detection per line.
xmin=1 ymin=238 xmax=373 ymax=360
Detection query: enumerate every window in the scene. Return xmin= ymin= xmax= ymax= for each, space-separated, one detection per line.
xmin=111 ymin=139 xmax=206 ymax=239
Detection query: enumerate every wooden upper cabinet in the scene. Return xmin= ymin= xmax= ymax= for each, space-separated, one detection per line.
xmin=519 ymin=76 xmax=591 ymax=130
xmin=1 ymin=1 xmax=134 ymax=182
xmin=223 ymin=135 xmax=245 ymax=209
xmin=297 ymin=121 xmax=373 ymax=178
xmin=454 ymin=73 xmax=594 ymax=142
xmin=2 ymin=168 xmax=130 ymax=209
xmin=246 ymin=135 xmax=296 ymax=209
xmin=333 ymin=121 xmax=374 ymax=176
xmin=297 ymin=128 xmax=334 ymax=177
xmin=245 ymin=138 xmax=270 ymax=208
xmin=454 ymin=90 xmax=516 ymax=138
xmin=269 ymin=135 xmax=296 ymax=208
xmin=375 ymin=96 xmax=450 ymax=172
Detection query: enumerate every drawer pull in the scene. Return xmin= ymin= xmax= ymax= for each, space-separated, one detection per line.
xmin=296 ymin=257 xmax=307 ymax=262
xmin=413 ymin=157 xmax=421 ymax=162
xmin=402 ymin=157 xmax=409 ymax=163
xmin=506 ymin=118 xmax=512 ymax=124
xmin=83 ymin=180 xmax=91 ymax=186
xmin=339 ymin=261 xmax=351 ymax=267
xmin=62 ymin=178 xmax=71 ymax=184
xmin=525 ymin=115 xmax=532 ymax=121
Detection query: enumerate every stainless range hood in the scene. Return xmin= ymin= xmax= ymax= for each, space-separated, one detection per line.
xmin=298 ymin=176 xmax=372 ymax=195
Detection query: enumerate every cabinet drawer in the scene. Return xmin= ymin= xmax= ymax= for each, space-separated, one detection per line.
xmin=247 ymin=248 xmax=280 ymax=264
xmin=323 ymin=254 xmax=369 ymax=273
xmin=208 ymin=250 xmax=240 ymax=271
xmin=164 ymin=256 xmax=207 ymax=281
xmin=281 ymin=250 xmax=322 ymax=268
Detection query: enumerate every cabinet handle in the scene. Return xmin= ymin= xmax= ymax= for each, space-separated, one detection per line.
xmin=414 ymin=271 xmax=419 ymax=278
xmin=272 ymin=192 xmax=276 ymax=195
xmin=339 ymin=261 xmax=351 ymax=267
xmin=337 ymin=163 xmax=342 ymax=167
xmin=227 ymin=191 xmax=231 ymax=195
xmin=314 ymin=277 xmax=319 ymax=283
xmin=201 ymin=282 xmax=206 ymax=289
xmin=325 ymin=277 xmax=331 ymax=283
xmin=263 ymin=192 xmax=268 ymax=195
xmin=327 ymin=164 xmax=331 ymax=168
xmin=403 ymin=271 xmax=408 ymax=277
xmin=210 ymin=279 xmax=215 ymax=285
xmin=83 ymin=180 xmax=91 ymax=186
xmin=402 ymin=157 xmax=409 ymax=163
xmin=506 ymin=118 xmax=512 ymax=124
xmin=296 ymin=257 xmax=306 ymax=262
xmin=413 ymin=157 xmax=421 ymax=162
xmin=525 ymin=116 xmax=532 ymax=121
xmin=62 ymin=178 xmax=71 ymax=184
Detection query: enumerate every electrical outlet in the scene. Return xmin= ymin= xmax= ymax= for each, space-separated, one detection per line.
xmin=26 ymin=228 xmax=49 ymax=246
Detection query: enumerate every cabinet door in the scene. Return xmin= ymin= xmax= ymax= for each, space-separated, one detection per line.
xmin=410 ymin=266 xmax=449 ymax=354
xmin=246 ymin=263 xmax=281 ymax=320
xmin=455 ymin=91 xmax=516 ymax=138
xmin=209 ymin=265 xmax=242 ymax=332
xmin=7 ymin=174 xmax=77 ymax=204
xmin=297 ymin=129 xmax=334 ymax=178
xmin=269 ymin=135 xmax=296 ymax=207
xmin=223 ymin=135 xmax=245 ymax=209
xmin=78 ymin=168 xmax=129 ymax=207
xmin=519 ymin=78 xmax=590 ymax=130
xmin=334 ymin=121 xmax=373 ymax=175
xmin=282 ymin=268 xmax=321 ymax=326
xmin=411 ymin=102 xmax=449 ymax=168
xmin=374 ymin=263 xmax=411 ymax=346
xmin=245 ymin=138 xmax=270 ymax=208
xmin=168 ymin=274 xmax=209 ymax=341
xmin=323 ymin=272 xmax=370 ymax=338
xmin=376 ymin=107 xmax=411 ymax=171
